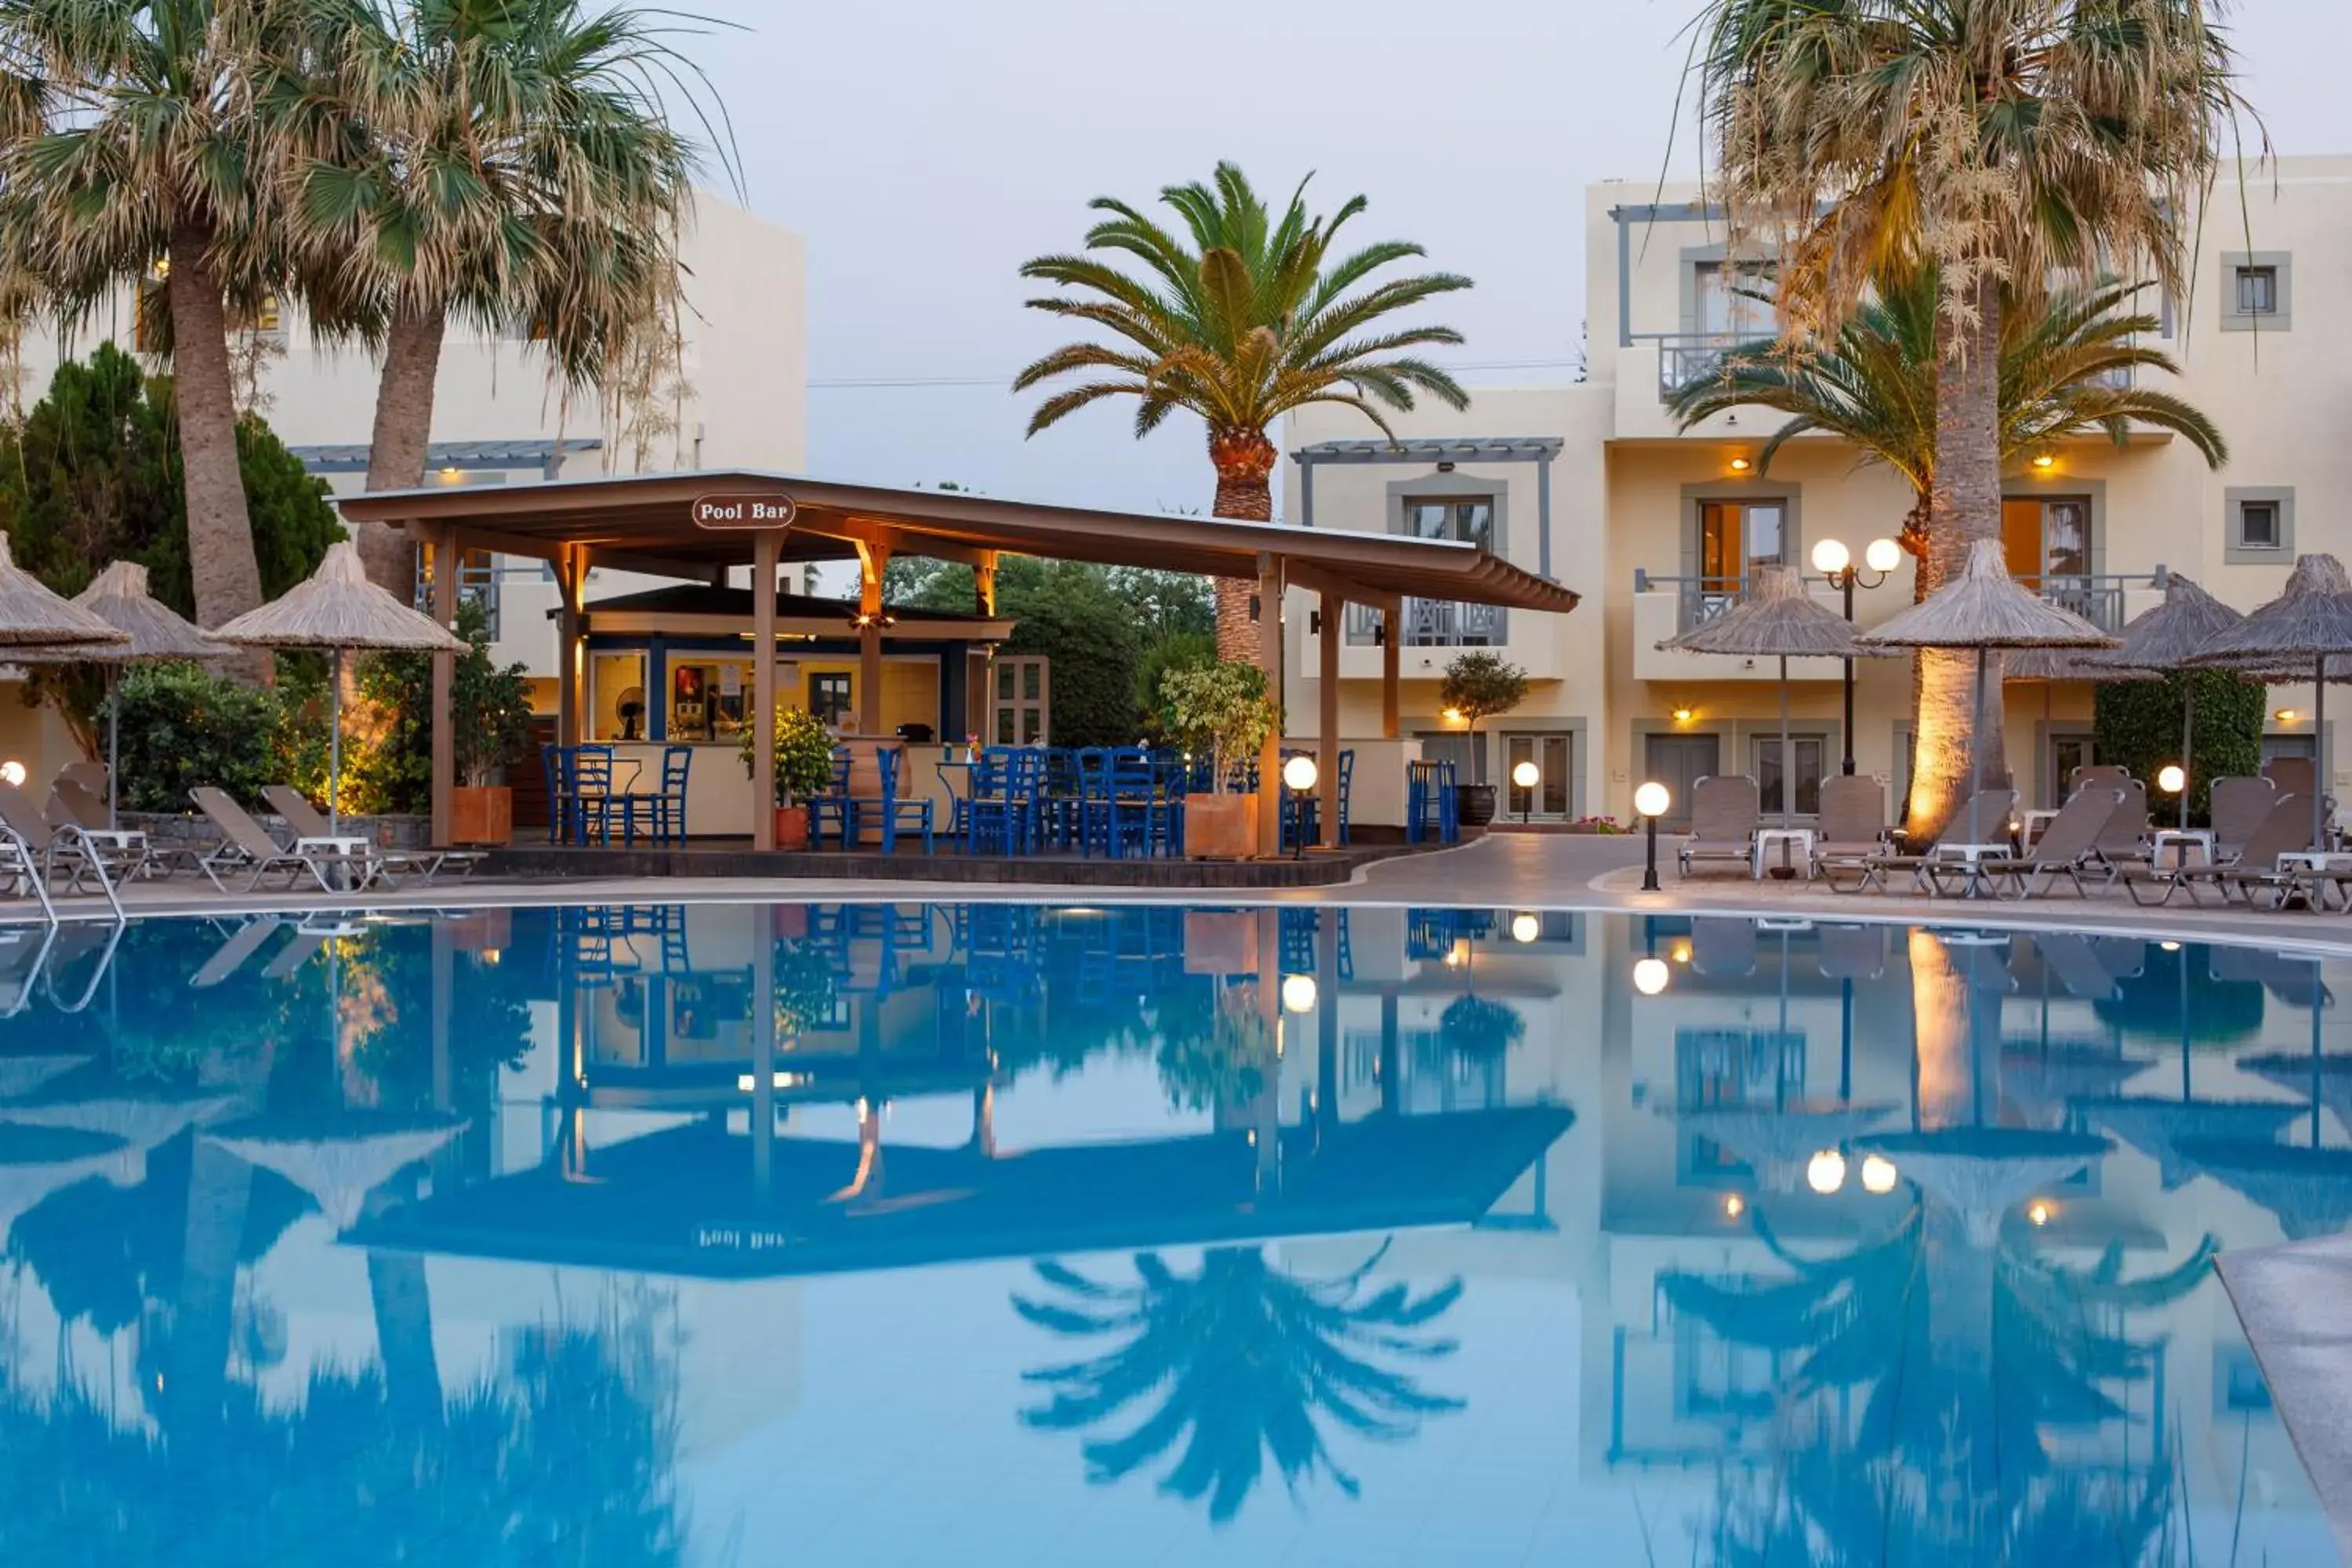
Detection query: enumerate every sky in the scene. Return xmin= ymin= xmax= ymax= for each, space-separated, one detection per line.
xmin=681 ymin=0 xmax=2347 ymax=523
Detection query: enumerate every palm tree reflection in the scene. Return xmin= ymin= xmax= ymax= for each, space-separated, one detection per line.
xmin=1014 ymin=1243 xmax=1465 ymax=1523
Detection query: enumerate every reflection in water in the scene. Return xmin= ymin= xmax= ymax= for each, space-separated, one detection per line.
xmin=0 ymin=906 xmax=2343 ymax=1562
xmin=1015 ymin=1243 xmax=1464 ymax=1523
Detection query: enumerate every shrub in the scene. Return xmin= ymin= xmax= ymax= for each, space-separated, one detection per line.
xmin=1161 ymin=661 xmax=1277 ymax=791
xmin=1440 ymin=994 xmax=1526 ymax=1059
xmin=2092 ymin=670 xmax=2263 ymax=825
xmin=111 ymin=662 xmax=281 ymax=811
xmin=739 ymin=705 xmax=839 ymax=804
xmin=1137 ymin=630 xmax=1218 ymax=742
xmin=348 ymin=601 xmax=533 ymax=813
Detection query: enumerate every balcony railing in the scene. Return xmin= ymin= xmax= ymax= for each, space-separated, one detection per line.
xmin=1635 ymin=567 xmax=2165 ymax=636
xmin=1345 ymin=597 xmax=1508 ymax=648
xmin=413 ymin=557 xmax=503 ymax=640
xmin=1635 ymin=332 xmax=1748 ymax=400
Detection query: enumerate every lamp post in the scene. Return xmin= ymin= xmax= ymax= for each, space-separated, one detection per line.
xmin=1281 ymin=753 xmax=1318 ymax=861
xmin=1511 ymin=757 xmax=1540 ymax=826
xmin=1811 ymin=536 xmax=1902 ymax=775
xmin=1635 ymin=779 xmax=1670 ymax=891
xmin=2158 ymin=762 xmax=2187 ymax=833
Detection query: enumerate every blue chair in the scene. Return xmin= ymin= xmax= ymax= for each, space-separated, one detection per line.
xmin=968 ymin=747 xmax=1042 ymax=855
xmin=1338 ymin=749 xmax=1355 ymax=844
xmin=861 ymin=746 xmax=935 ymax=855
xmin=654 ymin=746 xmax=692 ymax=843
xmin=569 ymin=746 xmax=616 ymax=845
xmin=807 ymin=748 xmax=855 ymax=848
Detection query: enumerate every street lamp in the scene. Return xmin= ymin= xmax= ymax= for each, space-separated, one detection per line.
xmin=1511 ymin=757 xmax=1540 ymax=826
xmin=1635 ymin=780 xmax=1671 ymax=891
xmin=1811 ymin=535 xmax=1902 ymax=775
xmin=1632 ymin=956 xmax=1671 ymax=996
xmin=2158 ymin=762 xmax=2187 ymax=832
xmin=1281 ymin=753 xmax=1318 ymax=860
xmin=1280 ymin=973 xmax=1319 ymax=1014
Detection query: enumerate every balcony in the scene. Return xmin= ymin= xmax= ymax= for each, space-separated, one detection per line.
xmin=413 ymin=556 xmax=503 ymax=640
xmin=1630 ymin=568 xmax=2168 ymax=683
xmin=1345 ymin=597 xmax=1508 ymax=648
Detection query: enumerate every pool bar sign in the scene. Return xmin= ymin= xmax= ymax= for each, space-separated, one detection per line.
xmin=691 ymin=492 xmax=797 ymax=530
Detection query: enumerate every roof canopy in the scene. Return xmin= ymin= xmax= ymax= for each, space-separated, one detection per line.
xmin=336 ymin=468 xmax=1583 ymax=615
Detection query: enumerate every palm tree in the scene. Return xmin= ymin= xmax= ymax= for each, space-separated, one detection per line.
xmin=1687 ymin=0 xmax=2255 ymax=843
xmin=1017 ymin=164 xmax=1473 ymax=662
xmin=0 ymin=0 xmax=306 ymax=673
xmin=1669 ymin=273 xmax=2228 ymax=837
xmin=1013 ymin=1243 xmax=1465 ymax=1523
xmin=292 ymin=0 xmax=710 ymax=592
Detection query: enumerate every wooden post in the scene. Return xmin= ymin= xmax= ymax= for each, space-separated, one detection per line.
xmin=858 ymin=540 xmax=888 ymax=736
xmin=1257 ymin=554 xmax=1285 ymax=858
xmin=1319 ymin=592 xmax=1342 ymax=849
xmin=752 ymin=532 xmax=779 ymax=851
xmin=974 ymin=550 xmax=998 ymax=616
xmin=553 ymin=545 xmax=590 ymax=746
xmin=1380 ymin=597 xmax=1401 ymax=740
xmin=429 ymin=524 xmax=458 ymax=848
xmin=752 ymin=907 xmax=775 ymax=1199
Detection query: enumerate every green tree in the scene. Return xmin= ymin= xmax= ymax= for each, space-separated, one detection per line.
xmin=1005 ymin=564 xmax=1142 ymax=746
xmin=1668 ymin=274 xmax=2230 ymax=835
xmin=1014 ymin=1243 xmax=1465 ymax=1523
xmin=292 ymin=0 xmax=714 ymax=591
xmin=0 ymin=0 xmax=312 ymax=666
xmin=348 ymin=598 xmax=528 ymax=813
xmin=1437 ymin=651 xmax=1527 ymax=785
xmin=1017 ymin=163 xmax=1472 ymax=662
xmin=1686 ymin=0 xmax=2255 ymax=844
xmin=0 ymin=343 xmax=342 ymax=754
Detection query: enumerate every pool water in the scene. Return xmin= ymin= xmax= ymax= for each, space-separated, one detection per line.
xmin=0 ymin=904 xmax=2343 ymax=1566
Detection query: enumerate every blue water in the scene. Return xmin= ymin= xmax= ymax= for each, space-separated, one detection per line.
xmin=0 ymin=904 xmax=2343 ymax=1566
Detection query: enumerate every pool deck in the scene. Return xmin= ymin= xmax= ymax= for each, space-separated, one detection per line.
xmin=15 ymin=827 xmax=2352 ymax=1537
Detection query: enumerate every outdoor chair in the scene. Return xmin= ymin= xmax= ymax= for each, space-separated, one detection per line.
xmin=654 ymin=746 xmax=693 ymax=843
xmin=190 ymin=787 xmax=368 ymax=895
xmin=2209 ymin=776 xmax=2278 ymax=862
xmin=967 ymin=747 xmax=1044 ymax=855
xmin=260 ymin=786 xmax=478 ymax=884
xmin=2263 ymin=757 xmax=2336 ymax=843
xmin=0 ymin=781 xmax=128 ymax=920
xmin=191 ymin=917 xmax=285 ymax=989
xmin=1688 ymin=917 xmax=1759 ymax=978
xmin=45 ymin=777 xmax=155 ymax=879
xmin=1940 ymin=786 xmax=2122 ymax=900
xmin=58 ymin=760 xmax=108 ymax=797
xmin=2092 ymin=779 xmax=2153 ymax=869
xmin=1677 ymin=775 xmax=1760 ymax=879
xmin=858 ymin=746 xmax=935 ymax=855
xmin=1816 ymin=922 xmax=1886 ymax=982
xmin=2029 ymin=932 xmax=2124 ymax=1003
xmin=807 ymin=749 xmax=856 ymax=848
xmin=2123 ymin=793 xmax=2308 ymax=908
xmin=1847 ymin=789 xmax=2018 ymax=895
xmin=2067 ymin=764 xmax=2133 ymax=797
xmin=1809 ymin=775 xmax=1890 ymax=887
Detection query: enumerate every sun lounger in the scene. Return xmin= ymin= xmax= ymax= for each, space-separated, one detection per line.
xmin=259 ymin=929 xmax=330 ymax=980
xmin=1809 ymin=775 xmax=1889 ymax=886
xmin=1940 ymin=787 xmax=2120 ymax=899
xmin=2209 ymin=776 xmax=2278 ymax=862
xmin=2091 ymin=779 xmax=2152 ymax=869
xmin=2124 ymin=793 xmax=2309 ymax=907
xmin=190 ymin=787 xmax=365 ymax=895
xmin=1816 ymin=922 xmax=1886 ymax=981
xmin=1845 ymin=789 xmax=2017 ymax=895
xmin=260 ymin=786 xmax=480 ymax=886
xmin=1689 ymin=917 xmax=1759 ymax=978
xmin=42 ymin=919 xmax=124 ymax=1013
xmin=1677 ymin=775 xmax=1760 ymax=879
xmin=191 ymin=917 xmax=286 ymax=988
xmin=0 ymin=781 xmax=127 ymax=919
xmin=2028 ymin=933 xmax=2122 ymax=1002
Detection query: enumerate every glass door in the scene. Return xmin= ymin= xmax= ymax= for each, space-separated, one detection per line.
xmin=1504 ymin=734 xmax=1572 ymax=819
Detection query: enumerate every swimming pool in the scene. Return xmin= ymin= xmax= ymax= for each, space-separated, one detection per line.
xmin=0 ymin=903 xmax=2342 ymax=1565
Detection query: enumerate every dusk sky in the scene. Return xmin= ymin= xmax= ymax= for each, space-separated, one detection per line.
xmin=687 ymin=0 xmax=2345 ymax=521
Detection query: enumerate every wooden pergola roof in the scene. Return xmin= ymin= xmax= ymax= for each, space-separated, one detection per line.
xmin=335 ymin=467 xmax=1582 ymax=614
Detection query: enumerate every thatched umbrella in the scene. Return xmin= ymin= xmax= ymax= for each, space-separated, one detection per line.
xmin=0 ymin=535 xmax=127 ymax=652
xmin=1857 ymin=1127 xmax=2110 ymax=1246
xmin=0 ymin=1055 xmax=89 ymax=1102
xmin=1 ymin=1087 xmax=234 ymax=1186
xmin=11 ymin=561 xmax=228 ymax=827
xmin=1662 ymin=564 xmax=1891 ymax=827
xmin=2172 ymin=1141 xmax=2352 ymax=1242
xmin=2080 ymin=1098 xmax=2301 ymax=1189
xmin=210 ymin=540 xmax=463 ymax=832
xmin=206 ymin=1109 xmax=462 ymax=1231
xmin=2183 ymin=554 xmax=2352 ymax=851
xmin=2068 ymin=574 xmax=2248 ymax=829
xmin=0 ymin=1121 xmax=127 ymax=1246
xmin=2238 ymin=1051 xmax=2352 ymax=1144
xmin=1663 ymin=1101 xmax=1898 ymax=1192
xmin=1860 ymin=539 xmax=2116 ymax=846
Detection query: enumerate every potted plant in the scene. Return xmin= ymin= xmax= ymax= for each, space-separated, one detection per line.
xmin=1439 ymin=650 xmax=1530 ymax=829
xmin=740 ymin=703 xmax=837 ymax=851
xmin=449 ymin=615 xmax=535 ymax=846
xmin=1162 ymin=660 xmax=1278 ymax=858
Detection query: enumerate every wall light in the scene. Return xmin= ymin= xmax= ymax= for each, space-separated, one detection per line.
xmin=1721 ymin=1193 xmax=1745 ymax=1219
xmin=2031 ymin=454 xmax=2056 ymax=470
xmin=1670 ymin=706 xmax=1696 ymax=724
xmin=1728 ymin=456 xmax=1752 ymax=473
xmin=2027 ymin=1200 xmax=2057 ymax=1227
xmin=2276 ymin=708 xmax=2301 ymax=724
xmin=1442 ymin=707 xmax=1465 ymax=724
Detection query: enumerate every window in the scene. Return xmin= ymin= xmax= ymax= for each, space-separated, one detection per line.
xmin=809 ymin=672 xmax=853 ymax=728
xmin=991 ymin=656 xmax=1048 ymax=744
xmin=2002 ymin=496 xmax=2090 ymax=584
xmin=2222 ymin=252 xmax=2292 ymax=332
xmin=1698 ymin=499 xmax=1786 ymax=607
xmin=1688 ymin=257 xmax=1774 ymax=337
xmin=230 ymin=293 xmax=284 ymax=338
xmin=2225 ymin=488 xmax=2296 ymax=564
xmin=2047 ymin=733 xmax=2097 ymax=808
xmin=668 ymin=659 xmax=755 ymax=742
xmin=1751 ymin=735 xmax=1825 ymax=817
xmin=1402 ymin=496 xmax=1493 ymax=551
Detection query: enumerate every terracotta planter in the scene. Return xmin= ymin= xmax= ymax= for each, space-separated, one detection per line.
xmin=773 ymin=805 xmax=810 ymax=851
xmin=451 ymin=786 xmax=512 ymax=847
xmin=1185 ymin=791 xmax=1261 ymax=860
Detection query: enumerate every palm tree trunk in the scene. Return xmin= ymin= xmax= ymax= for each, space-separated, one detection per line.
xmin=1904 ymin=274 xmax=2005 ymax=844
xmin=1209 ymin=426 xmax=1276 ymax=664
xmin=167 ymin=220 xmax=269 ymax=684
xmin=358 ymin=302 xmax=447 ymax=594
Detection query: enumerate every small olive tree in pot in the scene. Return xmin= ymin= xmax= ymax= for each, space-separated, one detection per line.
xmin=1439 ymin=650 xmax=1529 ymax=827
xmin=741 ymin=705 xmax=840 ymax=850
xmin=1162 ymin=660 xmax=1279 ymax=858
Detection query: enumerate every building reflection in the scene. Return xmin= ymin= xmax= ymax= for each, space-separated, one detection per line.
xmin=0 ymin=906 xmax=2343 ymax=1556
